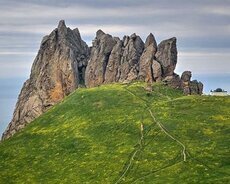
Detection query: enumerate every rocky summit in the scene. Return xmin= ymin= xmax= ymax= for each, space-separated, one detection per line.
xmin=2 ymin=20 xmax=203 ymax=140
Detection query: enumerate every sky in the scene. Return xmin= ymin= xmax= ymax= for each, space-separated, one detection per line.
xmin=0 ymin=0 xmax=229 ymax=136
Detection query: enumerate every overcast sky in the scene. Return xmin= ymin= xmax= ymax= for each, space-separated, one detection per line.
xmin=0 ymin=0 xmax=230 ymax=77
xmin=0 ymin=0 xmax=230 ymax=135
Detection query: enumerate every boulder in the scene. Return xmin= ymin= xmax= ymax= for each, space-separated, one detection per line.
xmin=181 ymin=71 xmax=203 ymax=95
xmin=181 ymin=71 xmax=192 ymax=82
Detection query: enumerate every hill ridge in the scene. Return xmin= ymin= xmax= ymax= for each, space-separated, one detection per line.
xmin=2 ymin=20 xmax=203 ymax=140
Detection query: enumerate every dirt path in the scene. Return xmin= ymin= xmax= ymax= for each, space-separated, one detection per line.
xmin=115 ymin=150 xmax=139 ymax=184
xmin=124 ymin=85 xmax=187 ymax=161
xmin=114 ymin=120 xmax=146 ymax=184
xmin=114 ymin=85 xmax=188 ymax=183
xmin=148 ymin=109 xmax=187 ymax=162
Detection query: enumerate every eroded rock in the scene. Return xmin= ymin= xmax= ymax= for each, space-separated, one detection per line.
xmin=152 ymin=60 xmax=162 ymax=82
xmin=156 ymin=37 xmax=177 ymax=77
xmin=119 ymin=33 xmax=144 ymax=82
xmin=85 ymin=30 xmax=116 ymax=87
xmin=163 ymin=74 xmax=181 ymax=89
xmin=104 ymin=40 xmax=123 ymax=83
xmin=181 ymin=71 xmax=203 ymax=95
xmin=139 ymin=33 xmax=157 ymax=82
xmin=2 ymin=20 xmax=89 ymax=140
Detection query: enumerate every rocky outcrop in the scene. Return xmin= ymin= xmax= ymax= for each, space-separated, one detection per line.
xmin=85 ymin=30 xmax=116 ymax=87
xmin=118 ymin=34 xmax=144 ymax=82
xmin=139 ymin=33 xmax=157 ymax=82
xmin=197 ymin=82 xmax=204 ymax=95
xmin=181 ymin=71 xmax=192 ymax=82
xmin=163 ymin=74 xmax=182 ymax=89
xmin=2 ymin=20 xmax=203 ymax=140
xmin=86 ymin=32 xmax=145 ymax=86
xmin=152 ymin=60 xmax=162 ymax=82
xmin=190 ymin=80 xmax=203 ymax=95
xmin=104 ymin=40 xmax=123 ymax=83
xmin=181 ymin=71 xmax=192 ymax=94
xmin=181 ymin=71 xmax=203 ymax=95
xmin=2 ymin=20 xmax=89 ymax=140
xmin=155 ymin=37 xmax=177 ymax=77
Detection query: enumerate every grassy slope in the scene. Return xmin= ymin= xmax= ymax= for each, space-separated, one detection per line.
xmin=0 ymin=83 xmax=229 ymax=184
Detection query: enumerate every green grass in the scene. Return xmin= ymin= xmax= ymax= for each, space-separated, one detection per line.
xmin=0 ymin=82 xmax=229 ymax=183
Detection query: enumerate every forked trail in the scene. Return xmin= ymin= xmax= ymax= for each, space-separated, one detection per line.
xmin=114 ymin=86 xmax=188 ymax=184
xmin=125 ymin=85 xmax=187 ymax=161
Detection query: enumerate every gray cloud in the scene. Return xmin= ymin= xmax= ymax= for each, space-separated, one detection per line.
xmin=176 ymin=51 xmax=230 ymax=74
xmin=0 ymin=0 xmax=229 ymax=79
xmin=1 ymin=0 xmax=229 ymax=9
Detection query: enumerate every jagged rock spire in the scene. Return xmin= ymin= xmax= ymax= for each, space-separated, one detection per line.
xmin=58 ymin=20 xmax=66 ymax=28
xmin=96 ymin=29 xmax=105 ymax=38
xmin=119 ymin=33 xmax=144 ymax=82
xmin=85 ymin=30 xmax=116 ymax=87
xmin=156 ymin=37 xmax=177 ymax=77
xmin=145 ymin=33 xmax=157 ymax=48
xmin=57 ymin=20 xmax=67 ymax=35
xmin=104 ymin=40 xmax=123 ymax=83
xmin=139 ymin=33 xmax=158 ymax=82
xmin=2 ymin=20 xmax=89 ymax=140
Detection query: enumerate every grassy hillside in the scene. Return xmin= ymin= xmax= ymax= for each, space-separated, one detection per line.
xmin=0 ymin=83 xmax=229 ymax=183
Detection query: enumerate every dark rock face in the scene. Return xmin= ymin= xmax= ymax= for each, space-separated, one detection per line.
xmin=2 ymin=20 xmax=89 ymax=140
xmin=85 ymin=30 xmax=116 ymax=87
xmin=152 ymin=60 xmax=162 ymax=82
xmin=190 ymin=80 xmax=204 ymax=95
xmin=198 ymin=82 xmax=204 ymax=95
xmin=86 ymin=33 xmax=145 ymax=86
xmin=2 ymin=21 xmax=203 ymax=140
xmin=155 ymin=37 xmax=177 ymax=77
xmin=139 ymin=33 xmax=157 ymax=82
xmin=190 ymin=80 xmax=200 ymax=95
xmin=163 ymin=74 xmax=181 ymax=89
xmin=181 ymin=71 xmax=192 ymax=95
xmin=181 ymin=71 xmax=192 ymax=82
xmin=104 ymin=40 xmax=123 ymax=83
xmin=118 ymin=34 xmax=144 ymax=82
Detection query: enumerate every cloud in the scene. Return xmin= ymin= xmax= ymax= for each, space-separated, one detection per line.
xmin=0 ymin=58 xmax=35 ymax=79
xmin=176 ymin=51 xmax=230 ymax=75
xmin=0 ymin=0 xmax=229 ymax=78
xmin=0 ymin=52 xmax=35 ymax=55
xmin=203 ymin=4 xmax=230 ymax=16
xmin=0 ymin=0 xmax=229 ymax=38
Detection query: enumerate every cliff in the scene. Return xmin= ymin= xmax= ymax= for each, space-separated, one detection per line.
xmin=2 ymin=20 xmax=203 ymax=140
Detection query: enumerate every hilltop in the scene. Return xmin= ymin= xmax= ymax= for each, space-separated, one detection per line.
xmin=2 ymin=20 xmax=203 ymax=140
xmin=0 ymin=83 xmax=229 ymax=183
